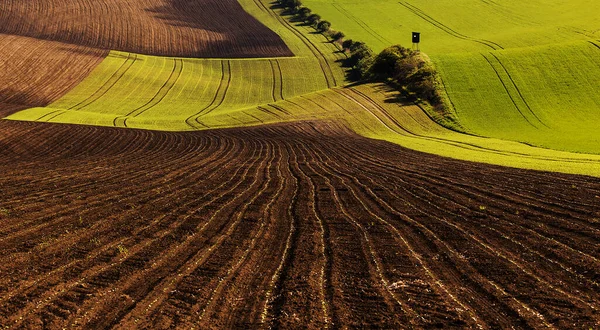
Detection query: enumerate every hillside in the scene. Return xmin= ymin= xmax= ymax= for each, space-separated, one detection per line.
xmin=0 ymin=0 xmax=295 ymax=118
xmin=1 ymin=0 xmax=600 ymax=328
xmin=0 ymin=0 xmax=292 ymax=58
xmin=302 ymin=0 xmax=600 ymax=154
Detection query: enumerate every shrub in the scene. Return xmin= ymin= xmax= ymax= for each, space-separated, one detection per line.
xmin=307 ymin=14 xmax=321 ymax=27
xmin=331 ymin=31 xmax=345 ymax=42
xmin=297 ymin=7 xmax=311 ymax=20
xmin=342 ymin=39 xmax=354 ymax=51
xmin=316 ymin=20 xmax=331 ymax=32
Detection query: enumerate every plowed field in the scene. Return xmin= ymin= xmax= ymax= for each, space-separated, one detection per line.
xmin=0 ymin=34 xmax=106 ymax=114
xmin=0 ymin=0 xmax=292 ymax=58
xmin=1 ymin=120 xmax=599 ymax=329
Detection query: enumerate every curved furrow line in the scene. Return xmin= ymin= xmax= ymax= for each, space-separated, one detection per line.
xmin=243 ymin=110 xmax=265 ymax=124
xmin=480 ymin=53 xmax=541 ymax=129
xmin=314 ymin=134 xmax=553 ymax=327
xmin=260 ymin=140 xmax=322 ymax=329
xmin=400 ymin=1 xmax=503 ymax=50
xmin=424 ymin=172 xmax=600 ymax=246
xmin=474 ymin=169 xmax=600 ymax=209
xmin=115 ymin=58 xmax=185 ymax=128
xmin=358 ymin=139 xmax=600 ymax=241
xmin=189 ymin=140 xmax=285 ymax=326
xmin=346 ymin=87 xmax=600 ymax=165
xmin=68 ymin=53 xmax=139 ymax=111
xmin=303 ymin=139 xmax=484 ymax=328
xmin=257 ymin=105 xmax=284 ymax=120
xmin=190 ymin=60 xmax=232 ymax=128
xmin=184 ymin=60 xmax=228 ymax=129
xmin=332 ymin=89 xmax=600 ymax=208
xmin=430 ymin=169 xmax=600 ymax=227
xmin=203 ymin=142 xmax=297 ymax=328
xmin=0 ymin=148 xmax=221 ymax=246
xmin=0 ymin=137 xmax=240 ymax=308
xmin=327 ymin=139 xmax=600 ymax=324
xmin=293 ymin=142 xmax=413 ymax=328
xmin=403 ymin=197 xmax=600 ymax=323
xmin=78 ymin=139 xmax=270 ymax=329
xmin=331 ymin=3 xmax=391 ymax=46
xmin=260 ymin=138 xmax=333 ymax=328
xmin=340 ymin=139 xmax=600 ymax=266
xmin=283 ymin=139 xmax=334 ymax=328
xmin=3 ymin=137 xmax=264 ymax=328
xmin=0 ymin=0 xmax=293 ymax=57
xmin=0 ymin=134 xmax=230 ymax=310
xmin=390 ymin=178 xmax=600 ymax=307
xmin=0 ymin=145 xmax=212 ymax=229
xmin=0 ymin=140 xmax=215 ymax=213
xmin=35 ymin=109 xmax=65 ymax=122
xmin=333 ymin=137 xmax=600 ymax=292
xmin=249 ymin=0 xmax=337 ymax=88
xmin=260 ymin=146 xmax=300 ymax=329
xmin=269 ymin=59 xmax=284 ymax=102
xmin=487 ymin=52 xmax=549 ymax=128
xmin=80 ymin=139 xmax=277 ymax=329
xmin=0 ymin=131 xmax=215 ymax=231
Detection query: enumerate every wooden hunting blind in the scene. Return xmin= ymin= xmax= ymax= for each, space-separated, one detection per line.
xmin=412 ymin=32 xmax=420 ymax=50
xmin=412 ymin=32 xmax=420 ymax=43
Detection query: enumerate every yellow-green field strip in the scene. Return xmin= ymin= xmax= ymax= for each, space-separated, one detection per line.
xmin=303 ymin=0 xmax=600 ymax=154
xmin=5 ymin=0 xmax=600 ymax=177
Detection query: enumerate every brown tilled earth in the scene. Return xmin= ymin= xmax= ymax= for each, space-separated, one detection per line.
xmin=0 ymin=34 xmax=107 ymax=113
xmin=0 ymin=120 xmax=599 ymax=329
xmin=0 ymin=0 xmax=292 ymax=58
xmin=2 ymin=0 xmax=600 ymax=328
xmin=0 ymin=0 xmax=292 ymax=116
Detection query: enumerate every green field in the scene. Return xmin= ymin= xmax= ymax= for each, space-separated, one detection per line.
xmin=6 ymin=0 xmax=347 ymax=131
xmin=5 ymin=0 xmax=600 ymax=176
xmin=7 ymin=50 xmax=344 ymax=130
xmin=302 ymin=0 xmax=600 ymax=154
xmin=191 ymin=83 xmax=600 ymax=177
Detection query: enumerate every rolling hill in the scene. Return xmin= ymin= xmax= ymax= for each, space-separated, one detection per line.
xmin=302 ymin=0 xmax=600 ymax=153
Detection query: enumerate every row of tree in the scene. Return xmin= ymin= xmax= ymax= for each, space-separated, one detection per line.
xmin=277 ymin=0 xmax=341 ymax=38
xmin=277 ymin=0 xmax=443 ymax=106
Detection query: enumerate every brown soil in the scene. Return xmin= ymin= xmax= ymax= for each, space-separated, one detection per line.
xmin=0 ymin=120 xmax=598 ymax=329
xmin=0 ymin=0 xmax=292 ymax=58
xmin=0 ymin=0 xmax=293 ymax=116
xmin=0 ymin=34 xmax=107 ymax=114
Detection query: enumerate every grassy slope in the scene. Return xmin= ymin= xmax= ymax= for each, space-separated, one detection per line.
xmin=302 ymin=0 xmax=600 ymax=154
xmin=5 ymin=0 xmax=600 ymax=176
xmin=7 ymin=0 xmax=347 ymax=131
xmin=197 ymin=83 xmax=600 ymax=177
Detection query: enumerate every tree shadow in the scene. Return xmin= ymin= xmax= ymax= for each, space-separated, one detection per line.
xmin=0 ymin=87 xmax=53 ymax=109
xmin=145 ymin=0 xmax=294 ymax=57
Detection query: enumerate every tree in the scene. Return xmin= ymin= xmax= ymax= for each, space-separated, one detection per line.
xmin=342 ymin=39 xmax=354 ymax=51
xmin=307 ymin=13 xmax=321 ymax=27
xmin=297 ymin=7 xmax=311 ymax=20
xmin=316 ymin=20 xmax=331 ymax=32
xmin=346 ymin=45 xmax=372 ymax=68
xmin=349 ymin=41 xmax=368 ymax=53
xmin=331 ymin=31 xmax=345 ymax=42
xmin=284 ymin=0 xmax=301 ymax=7
xmin=370 ymin=45 xmax=413 ymax=80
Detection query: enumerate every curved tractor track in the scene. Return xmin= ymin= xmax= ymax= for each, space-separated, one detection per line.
xmin=0 ymin=0 xmax=292 ymax=58
xmin=0 ymin=120 xmax=599 ymax=329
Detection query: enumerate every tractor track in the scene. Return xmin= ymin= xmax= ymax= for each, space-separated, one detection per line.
xmin=0 ymin=120 xmax=599 ymax=329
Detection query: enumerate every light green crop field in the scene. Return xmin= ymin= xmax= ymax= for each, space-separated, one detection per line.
xmin=302 ymin=0 xmax=600 ymax=154
xmin=6 ymin=0 xmax=347 ymax=131
xmin=5 ymin=0 xmax=600 ymax=176
xmin=7 ymin=51 xmax=343 ymax=131
xmin=183 ymin=83 xmax=600 ymax=177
